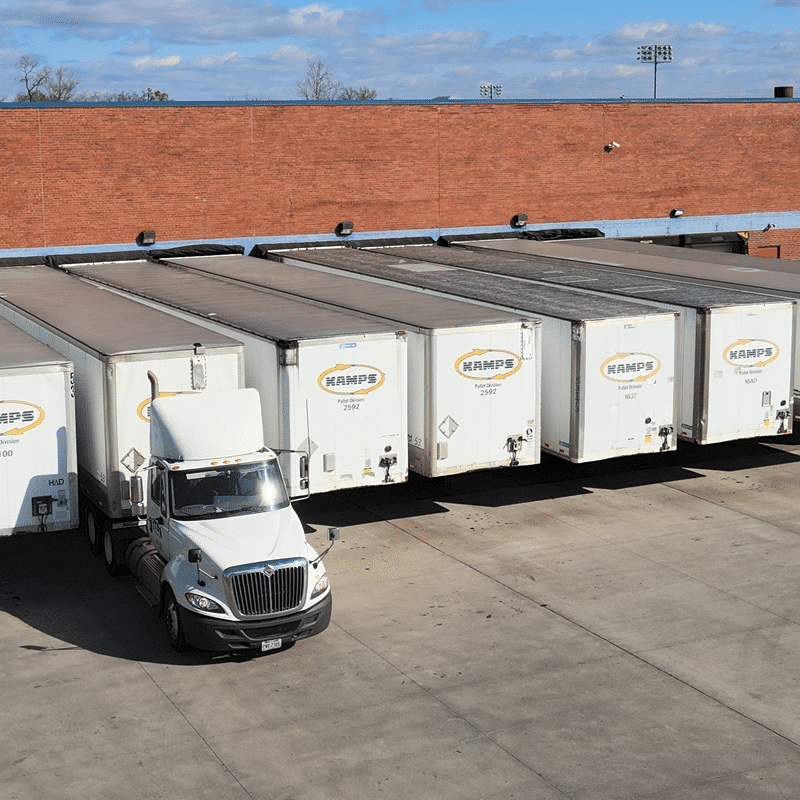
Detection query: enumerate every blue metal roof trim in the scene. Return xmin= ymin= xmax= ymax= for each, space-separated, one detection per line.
xmin=0 ymin=97 xmax=797 ymax=109
xmin=2 ymin=211 xmax=799 ymax=261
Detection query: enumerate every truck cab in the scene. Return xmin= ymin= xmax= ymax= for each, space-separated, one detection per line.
xmin=128 ymin=384 xmax=333 ymax=652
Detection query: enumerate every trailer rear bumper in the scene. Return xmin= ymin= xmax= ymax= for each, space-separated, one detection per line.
xmin=181 ymin=593 xmax=332 ymax=651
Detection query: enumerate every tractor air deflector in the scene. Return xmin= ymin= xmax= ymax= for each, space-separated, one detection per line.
xmin=149 ymin=388 xmax=264 ymax=461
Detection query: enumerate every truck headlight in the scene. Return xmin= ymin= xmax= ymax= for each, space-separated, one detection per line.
xmin=310 ymin=574 xmax=329 ymax=599
xmin=185 ymin=592 xmax=223 ymax=613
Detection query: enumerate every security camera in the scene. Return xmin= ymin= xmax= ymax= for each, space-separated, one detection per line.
xmin=604 ymin=142 xmax=620 ymax=152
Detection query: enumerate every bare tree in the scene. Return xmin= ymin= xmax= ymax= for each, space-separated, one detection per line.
xmin=15 ymin=56 xmax=51 ymax=101
xmin=296 ymin=59 xmax=342 ymax=100
xmin=141 ymin=87 xmax=170 ymax=101
xmin=337 ymin=86 xmax=377 ymax=100
xmin=74 ymin=88 xmax=171 ymax=102
xmin=295 ymin=59 xmax=377 ymax=101
xmin=45 ymin=65 xmax=81 ymax=101
xmin=14 ymin=56 xmax=81 ymax=101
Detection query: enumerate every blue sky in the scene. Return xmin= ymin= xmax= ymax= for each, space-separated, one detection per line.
xmin=0 ymin=0 xmax=798 ymax=101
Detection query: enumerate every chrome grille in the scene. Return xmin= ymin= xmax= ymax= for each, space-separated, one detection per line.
xmin=226 ymin=558 xmax=307 ymax=617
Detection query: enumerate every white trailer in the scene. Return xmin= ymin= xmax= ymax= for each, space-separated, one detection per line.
xmin=438 ymin=238 xmax=796 ymax=444
xmin=0 ymin=266 xmax=244 ymax=566
xmin=497 ymin=236 xmax=800 ymax=405
xmin=146 ymin=252 xmax=542 ymax=477
xmin=246 ymin=245 xmax=680 ymax=464
xmin=50 ymin=256 xmax=408 ymax=493
xmin=0 ymin=318 xmax=78 ymax=535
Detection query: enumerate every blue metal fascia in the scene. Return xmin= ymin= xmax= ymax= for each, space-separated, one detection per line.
xmin=2 ymin=211 xmax=798 ymax=261
xmin=0 ymin=97 xmax=797 ymax=110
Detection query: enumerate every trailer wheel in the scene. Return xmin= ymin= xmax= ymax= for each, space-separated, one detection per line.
xmin=102 ymin=524 xmax=124 ymax=577
xmin=84 ymin=505 xmax=103 ymax=557
xmin=163 ymin=587 xmax=190 ymax=652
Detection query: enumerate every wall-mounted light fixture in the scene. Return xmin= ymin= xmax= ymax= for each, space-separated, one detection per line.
xmin=604 ymin=141 xmax=620 ymax=152
xmin=669 ymin=209 xmax=684 ymax=218
xmin=136 ymin=230 xmax=156 ymax=247
xmin=335 ymin=221 xmax=354 ymax=237
xmin=510 ymin=213 xmax=528 ymax=228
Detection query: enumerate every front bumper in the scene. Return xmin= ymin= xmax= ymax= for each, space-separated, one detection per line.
xmin=181 ymin=592 xmax=332 ymax=651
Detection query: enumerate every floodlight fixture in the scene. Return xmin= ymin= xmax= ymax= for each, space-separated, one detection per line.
xmin=637 ymin=45 xmax=673 ymax=98
xmin=480 ymin=84 xmax=502 ymax=100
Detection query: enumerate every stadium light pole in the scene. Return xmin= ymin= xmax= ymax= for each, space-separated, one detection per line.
xmin=637 ymin=45 xmax=672 ymax=99
xmin=480 ymin=84 xmax=502 ymax=100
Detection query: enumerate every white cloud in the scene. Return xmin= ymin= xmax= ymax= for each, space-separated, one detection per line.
xmin=132 ymin=54 xmax=181 ymax=68
xmin=2 ymin=0 xmax=386 ymax=44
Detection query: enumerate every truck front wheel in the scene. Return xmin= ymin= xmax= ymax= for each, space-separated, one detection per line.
xmin=163 ymin=587 xmax=190 ymax=652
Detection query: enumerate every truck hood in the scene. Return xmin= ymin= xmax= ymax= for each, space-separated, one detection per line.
xmin=170 ymin=505 xmax=306 ymax=570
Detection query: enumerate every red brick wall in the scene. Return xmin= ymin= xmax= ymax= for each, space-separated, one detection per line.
xmin=1 ymin=101 xmax=799 ymax=249
xmin=746 ymin=228 xmax=800 ymax=261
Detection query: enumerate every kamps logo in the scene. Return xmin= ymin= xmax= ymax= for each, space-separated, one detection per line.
xmin=0 ymin=400 xmax=45 ymax=436
xmin=723 ymin=339 xmax=779 ymax=368
xmin=455 ymin=349 xmax=521 ymax=380
xmin=318 ymin=364 xmax=385 ymax=395
xmin=600 ymin=352 xmax=661 ymax=383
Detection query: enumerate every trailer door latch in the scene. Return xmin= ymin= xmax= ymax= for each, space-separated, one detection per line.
xmin=506 ymin=434 xmax=524 ymax=466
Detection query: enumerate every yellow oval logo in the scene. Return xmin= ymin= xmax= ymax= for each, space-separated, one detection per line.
xmin=0 ymin=400 xmax=45 ymax=435
xmin=318 ymin=364 xmax=385 ymax=395
xmin=455 ymin=349 xmax=522 ymax=380
xmin=136 ymin=391 xmax=199 ymax=422
xmin=600 ymin=352 xmax=661 ymax=383
xmin=723 ymin=339 xmax=779 ymax=368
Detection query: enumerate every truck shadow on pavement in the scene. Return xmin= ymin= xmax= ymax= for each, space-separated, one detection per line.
xmin=0 ymin=528 xmax=287 ymax=665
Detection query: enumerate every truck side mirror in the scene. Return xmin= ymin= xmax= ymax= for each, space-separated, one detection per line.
xmin=311 ymin=527 xmax=340 ymax=569
xmin=188 ymin=548 xmax=202 ymax=563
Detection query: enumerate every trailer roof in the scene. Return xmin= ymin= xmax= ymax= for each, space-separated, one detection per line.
xmin=0 ymin=316 xmax=71 ymax=370
xmin=366 ymin=242 xmax=792 ymax=311
xmin=54 ymin=260 xmax=402 ymax=341
xmin=0 ymin=266 xmax=242 ymax=357
xmin=257 ymin=246 xmax=672 ymax=324
xmin=466 ymin=238 xmax=800 ymax=300
xmin=161 ymin=253 xmax=538 ymax=331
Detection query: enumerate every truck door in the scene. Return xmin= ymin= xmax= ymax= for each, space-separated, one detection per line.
xmin=149 ymin=465 xmax=170 ymax=558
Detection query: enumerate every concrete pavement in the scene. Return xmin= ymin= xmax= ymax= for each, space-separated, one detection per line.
xmin=3 ymin=435 xmax=800 ymax=799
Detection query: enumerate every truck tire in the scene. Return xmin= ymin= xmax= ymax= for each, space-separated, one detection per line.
xmin=102 ymin=524 xmax=125 ymax=577
xmin=163 ymin=587 xmax=190 ymax=652
xmin=84 ymin=504 xmax=103 ymax=557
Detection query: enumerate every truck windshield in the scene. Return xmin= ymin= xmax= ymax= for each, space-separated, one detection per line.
xmin=169 ymin=460 xmax=290 ymax=519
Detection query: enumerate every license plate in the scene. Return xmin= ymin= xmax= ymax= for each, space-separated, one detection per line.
xmin=261 ymin=639 xmax=282 ymax=652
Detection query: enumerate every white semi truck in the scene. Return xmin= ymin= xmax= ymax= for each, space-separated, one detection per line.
xmin=128 ymin=380 xmax=334 ymax=652
xmin=0 ymin=266 xmax=333 ymax=652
